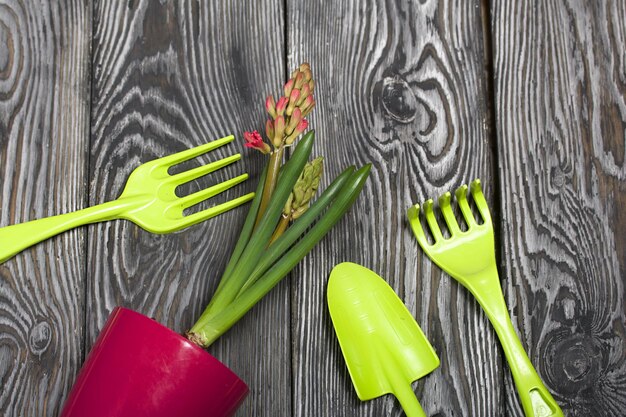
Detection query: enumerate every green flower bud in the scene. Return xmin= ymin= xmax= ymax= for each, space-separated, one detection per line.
xmin=284 ymin=157 xmax=324 ymax=219
xmin=297 ymin=84 xmax=311 ymax=106
xmin=283 ymin=193 xmax=294 ymax=216
xmin=294 ymin=72 xmax=305 ymax=89
xmin=301 ymin=96 xmax=315 ymax=117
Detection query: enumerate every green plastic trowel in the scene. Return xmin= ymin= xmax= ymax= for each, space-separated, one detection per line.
xmin=327 ymin=262 xmax=440 ymax=417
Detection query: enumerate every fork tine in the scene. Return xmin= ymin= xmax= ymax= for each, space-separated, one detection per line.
xmin=170 ymin=153 xmax=241 ymax=185
xmin=175 ymin=192 xmax=255 ymax=230
xmin=158 ymin=136 xmax=234 ymax=167
xmin=423 ymin=199 xmax=443 ymax=242
xmin=407 ymin=204 xmax=429 ymax=247
xmin=438 ymin=191 xmax=460 ymax=236
xmin=454 ymin=184 xmax=476 ymax=228
xmin=178 ymin=173 xmax=249 ymax=209
xmin=470 ymin=179 xmax=492 ymax=225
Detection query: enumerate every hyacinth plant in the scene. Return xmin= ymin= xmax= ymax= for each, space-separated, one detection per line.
xmin=187 ymin=63 xmax=371 ymax=348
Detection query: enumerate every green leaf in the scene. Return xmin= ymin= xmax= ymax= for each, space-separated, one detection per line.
xmin=195 ymin=164 xmax=371 ymax=346
xmin=237 ymin=165 xmax=356 ymax=294
xmin=192 ymin=131 xmax=315 ymax=328
xmin=210 ymin=164 xmax=268 ymax=297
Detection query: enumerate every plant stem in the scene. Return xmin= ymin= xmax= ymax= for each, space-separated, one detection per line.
xmin=237 ymin=166 xmax=355 ymax=295
xmin=269 ymin=214 xmax=290 ymax=244
xmin=203 ymin=165 xmax=268 ymax=305
xmin=255 ymin=147 xmax=284 ymax=228
xmin=192 ymin=164 xmax=371 ymax=347
xmin=189 ymin=132 xmax=315 ymax=334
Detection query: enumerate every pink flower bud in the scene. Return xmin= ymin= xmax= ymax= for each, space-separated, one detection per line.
xmin=289 ymin=88 xmax=300 ymax=105
xmin=301 ymin=95 xmax=314 ymax=109
xmin=243 ymin=130 xmax=271 ymax=154
xmin=286 ymin=89 xmax=300 ymax=116
xmin=296 ymin=119 xmax=308 ymax=134
xmin=284 ymin=79 xmax=294 ymax=97
xmin=265 ymin=119 xmax=274 ymax=142
xmin=285 ymin=108 xmax=302 ymax=135
xmin=284 ymin=118 xmax=309 ymax=145
xmin=265 ymin=95 xmax=276 ymax=118
xmin=276 ymin=96 xmax=288 ymax=116
xmin=273 ymin=116 xmax=286 ymax=147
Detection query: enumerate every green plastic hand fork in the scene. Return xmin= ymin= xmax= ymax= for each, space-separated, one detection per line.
xmin=0 ymin=135 xmax=254 ymax=264
xmin=407 ymin=179 xmax=563 ymax=417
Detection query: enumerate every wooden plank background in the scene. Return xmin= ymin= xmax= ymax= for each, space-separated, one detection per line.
xmin=0 ymin=0 xmax=624 ymax=416
xmin=288 ymin=1 xmax=502 ymax=416
xmin=0 ymin=1 xmax=91 ymax=415
xmin=491 ymin=1 xmax=626 ymax=415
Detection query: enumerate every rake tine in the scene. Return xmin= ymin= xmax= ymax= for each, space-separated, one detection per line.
xmin=470 ymin=179 xmax=492 ymax=225
xmin=454 ymin=184 xmax=476 ymax=228
xmin=178 ymin=174 xmax=249 ymax=210
xmin=438 ymin=191 xmax=460 ymax=236
xmin=158 ymin=136 xmax=234 ymax=168
xmin=423 ymin=199 xmax=443 ymax=243
xmin=174 ymin=192 xmax=255 ymax=231
xmin=170 ymin=154 xmax=241 ymax=185
xmin=407 ymin=204 xmax=429 ymax=247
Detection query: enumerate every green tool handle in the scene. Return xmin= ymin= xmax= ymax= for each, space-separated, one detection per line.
xmin=390 ymin=373 xmax=427 ymax=417
xmin=0 ymin=198 xmax=138 ymax=264
xmin=466 ymin=268 xmax=563 ymax=417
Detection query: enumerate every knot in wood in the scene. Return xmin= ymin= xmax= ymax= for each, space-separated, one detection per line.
xmin=549 ymin=333 xmax=603 ymax=393
xmin=28 ymin=320 xmax=52 ymax=356
xmin=0 ymin=23 xmax=11 ymax=75
xmin=0 ymin=13 xmax=17 ymax=83
xmin=381 ymin=75 xmax=418 ymax=124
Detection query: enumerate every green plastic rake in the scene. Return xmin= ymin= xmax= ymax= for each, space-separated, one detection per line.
xmin=0 ymin=136 xmax=253 ymax=264
xmin=407 ymin=179 xmax=563 ymax=417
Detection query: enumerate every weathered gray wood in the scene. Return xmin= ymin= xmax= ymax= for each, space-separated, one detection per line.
xmin=288 ymin=1 xmax=502 ymax=415
xmin=491 ymin=0 xmax=626 ymax=415
xmin=2 ymin=1 xmax=622 ymax=416
xmin=86 ymin=1 xmax=288 ymax=416
xmin=0 ymin=1 xmax=91 ymax=416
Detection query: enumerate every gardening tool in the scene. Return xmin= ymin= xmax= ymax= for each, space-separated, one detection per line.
xmin=407 ymin=179 xmax=563 ymax=417
xmin=0 ymin=135 xmax=254 ymax=264
xmin=327 ymin=262 xmax=440 ymax=417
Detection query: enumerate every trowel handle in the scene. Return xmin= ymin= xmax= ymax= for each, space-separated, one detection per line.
xmin=394 ymin=381 xmax=427 ymax=417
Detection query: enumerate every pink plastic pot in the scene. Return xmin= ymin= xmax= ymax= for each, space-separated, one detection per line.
xmin=60 ymin=307 xmax=248 ymax=417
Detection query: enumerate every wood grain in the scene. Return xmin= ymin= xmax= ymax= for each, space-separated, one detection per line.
xmin=491 ymin=0 xmax=626 ymax=415
xmin=87 ymin=1 xmax=288 ymax=415
xmin=288 ymin=0 xmax=502 ymax=415
xmin=1 ymin=1 xmax=622 ymax=415
xmin=0 ymin=0 xmax=91 ymax=416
